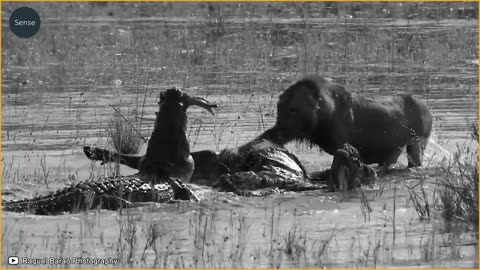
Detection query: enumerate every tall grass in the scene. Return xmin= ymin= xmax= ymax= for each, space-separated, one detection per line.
xmin=438 ymin=123 xmax=478 ymax=232
xmin=107 ymin=111 xmax=142 ymax=155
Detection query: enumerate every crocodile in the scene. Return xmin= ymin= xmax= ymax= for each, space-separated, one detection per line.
xmin=2 ymin=177 xmax=198 ymax=215
xmin=84 ymin=138 xmax=377 ymax=196
xmin=2 ymin=88 xmax=216 ymax=214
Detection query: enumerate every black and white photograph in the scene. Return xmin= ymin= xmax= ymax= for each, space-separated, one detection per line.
xmin=1 ymin=2 xmax=478 ymax=268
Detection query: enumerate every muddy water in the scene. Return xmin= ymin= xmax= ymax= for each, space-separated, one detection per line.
xmin=2 ymin=4 xmax=478 ymax=268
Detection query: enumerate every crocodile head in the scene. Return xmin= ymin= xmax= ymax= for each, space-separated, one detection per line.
xmin=159 ymin=87 xmax=217 ymax=114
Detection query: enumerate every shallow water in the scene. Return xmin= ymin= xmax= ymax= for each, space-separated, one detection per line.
xmin=1 ymin=2 xmax=478 ymax=268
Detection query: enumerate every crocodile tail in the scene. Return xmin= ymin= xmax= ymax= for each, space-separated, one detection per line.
xmin=83 ymin=146 xmax=142 ymax=170
xmin=282 ymin=181 xmax=327 ymax=192
xmin=2 ymin=176 xmax=173 ymax=215
xmin=3 ymin=187 xmax=93 ymax=215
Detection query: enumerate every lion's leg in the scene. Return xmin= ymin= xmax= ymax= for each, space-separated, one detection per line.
xmin=382 ymin=147 xmax=403 ymax=167
xmin=406 ymin=139 xmax=425 ymax=168
xmin=377 ymin=147 xmax=403 ymax=175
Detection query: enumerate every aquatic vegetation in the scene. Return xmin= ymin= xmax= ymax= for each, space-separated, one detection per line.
xmin=438 ymin=123 xmax=478 ymax=232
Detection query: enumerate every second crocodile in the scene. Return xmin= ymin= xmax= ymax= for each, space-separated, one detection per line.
xmin=2 ymin=88 xmax=216 ymax=214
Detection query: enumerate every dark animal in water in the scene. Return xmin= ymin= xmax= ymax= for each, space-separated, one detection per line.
xmin=136 ymin=88 xmax=216 ymax=184
xmin=258 ymin=76 xmax=433 ymax=168
xmin=3 ymin=88 xmax=215 ymax=214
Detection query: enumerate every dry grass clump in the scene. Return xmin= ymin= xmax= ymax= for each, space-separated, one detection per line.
xmin=407 ymin=122 xmax=478 ymax=232
xmin=438 ymin=122 xmax=478 ymax=232
xmin=107 ymin=111 xmax=143 ymax=155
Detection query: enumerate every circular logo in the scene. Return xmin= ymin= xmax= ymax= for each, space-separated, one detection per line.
xmin=9 ymin=7 xmax=41 ymax=38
